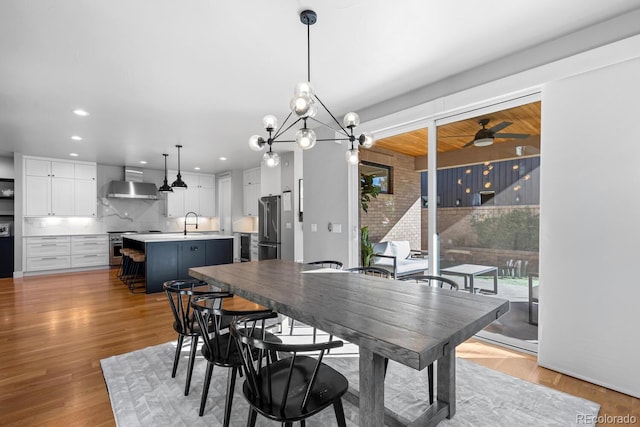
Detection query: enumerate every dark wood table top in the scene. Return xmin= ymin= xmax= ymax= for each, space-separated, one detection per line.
xmin=190 ymin=259 xmax=509 ymax=371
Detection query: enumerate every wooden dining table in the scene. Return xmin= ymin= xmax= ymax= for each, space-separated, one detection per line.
xmin=190 ymin=260 xmax=509 ymax=427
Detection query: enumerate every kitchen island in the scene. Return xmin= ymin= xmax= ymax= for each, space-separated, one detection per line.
xmin=123 ymin=233 xmax=234 ymax=293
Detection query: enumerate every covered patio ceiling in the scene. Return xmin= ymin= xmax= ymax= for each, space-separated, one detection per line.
xmin=373 ymin=101 xmax=541 ymax=168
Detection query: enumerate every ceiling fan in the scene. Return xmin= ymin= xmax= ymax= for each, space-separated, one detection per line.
xmin=463 ymin=119 xmax=530 ymax=147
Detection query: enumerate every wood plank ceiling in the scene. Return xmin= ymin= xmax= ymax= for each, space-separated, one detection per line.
xmin=373 ymin=101 xmax=541 ymax=157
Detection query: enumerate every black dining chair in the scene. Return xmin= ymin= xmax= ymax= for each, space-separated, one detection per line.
xmin=398 ymin=274 xmax=459 ymax=290
xmin=231 ymin=312 xmax=348 ymax=427
xmin=345 ymin=266 xmax=392 ymax=278
xmin=396 ymin=273 xmax=459 ymax=405
xmin=191 ymin=293 xmax=282 ymax=425
xmin=289 ymin=260 xmax=344 ymax=342
xmin=306 ymin=260 xmax=344 ymax=269
xmin=164 ymin=279 xmax=221 ymax=396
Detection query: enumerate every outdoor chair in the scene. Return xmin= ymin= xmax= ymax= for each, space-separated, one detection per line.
xmin=528 ymin=273 xmax=539 ymax=325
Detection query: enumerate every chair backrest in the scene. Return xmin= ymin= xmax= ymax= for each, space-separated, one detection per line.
xmin=163 ymin=279 xmax=212 ymax=336
xmin=398 ymin=274 xmax=459 ymax=290
xmin=306 ymin=260 xmax=343 ymax=269
xmin=191 ymin=293 xmax=272 ymax=365
xmin=345 ymin=266 xmax=391 ymax=278
xmin=231 ymin=312 xmax=344 ymax=413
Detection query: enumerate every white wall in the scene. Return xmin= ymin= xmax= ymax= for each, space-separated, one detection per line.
xmin=303 ymin=127 xmax=351 ymax=266
xmin=280 ymin=151 xmax=296 ymax=261
xmin=538 ymin=58 xmax=640 ymax=397
xmin=0 ymin=157 xmax=14 ymax=178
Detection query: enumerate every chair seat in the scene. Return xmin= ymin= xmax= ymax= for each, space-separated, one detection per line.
xmin=201 ymin=329 xmax=281 ymax=367
xmin=244 ymin=355 xmax=348 ymax=422
xmin=173 ymin=316 xmax=232 ymax=337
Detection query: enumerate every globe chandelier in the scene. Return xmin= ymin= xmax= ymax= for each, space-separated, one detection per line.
xmin=249 ymin=9 xmax=374 ymax=167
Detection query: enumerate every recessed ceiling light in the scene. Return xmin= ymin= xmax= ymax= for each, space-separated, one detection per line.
xmin=69 ymin=153 xmax=79 ymax=157
xmin=71 ymin=135 xmax=83 ymax=141
xmin=139 ymin=160 xmax=147 ymax=164
xmin=194 ymin=167 xmax=201 ymax=170
xmin=219 ymin=157 xmax=227 ymax=161
xmin=73 ymin=109 xmax=89 ymax=117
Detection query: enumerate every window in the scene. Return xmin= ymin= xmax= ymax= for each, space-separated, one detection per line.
xmin=361 ymin=161 xmax=392 ymax=194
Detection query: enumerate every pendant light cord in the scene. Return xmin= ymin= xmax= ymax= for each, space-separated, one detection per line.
xmin=307 ymin=21 xmax=311 ymax=82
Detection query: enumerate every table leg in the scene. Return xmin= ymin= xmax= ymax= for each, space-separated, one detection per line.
xmin=437 ymin=348 xmax=456 ymax=419
xmin=493 ymin=268 xmax=498 ymax=294
xmin=359 ymin=347 xmax=385 ymax=427
xmin=468 ymin=275 xmax=474 ymax=293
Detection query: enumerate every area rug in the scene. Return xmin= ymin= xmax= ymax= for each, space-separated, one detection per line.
xmin=101 ymin=341 xmax=599 ymax=426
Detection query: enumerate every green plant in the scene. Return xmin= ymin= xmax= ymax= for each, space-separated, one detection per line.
xmin=360 ymin=173 xmax=381 ymax=266
xmin=471 ymin=209 xmax=540 ymax=251
xmin=360 ymin=173 xmax=381 ymax=213
xmin=361 ymin=226 xmax=375 ymax=267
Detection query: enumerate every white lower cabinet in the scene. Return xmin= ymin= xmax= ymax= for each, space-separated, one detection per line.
xmin=25 ymin=234 xmax=108 ymax=272
xmin=250 ymin=233 xmax=259 ymax=261
xmin=25 ymin=236 xmax=71 ymax=271
xmin=26 ymin=256 xmax=71 ymax=271
xmin=71 ymin=235 xmax=108 ymax=267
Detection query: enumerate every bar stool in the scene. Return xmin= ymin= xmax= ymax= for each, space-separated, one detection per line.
xmin=118 ymin=248 xmax=138 ymax=282
xmin=126 ymin=252 xmax=146 ymax=292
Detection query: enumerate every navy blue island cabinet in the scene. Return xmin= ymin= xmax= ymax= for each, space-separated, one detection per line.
xmin=124 ymin=235 xmax=234 ymax=293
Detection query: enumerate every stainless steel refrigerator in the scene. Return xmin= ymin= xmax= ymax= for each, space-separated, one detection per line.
xmin=258 ymin=195 xmax=281 ymax=260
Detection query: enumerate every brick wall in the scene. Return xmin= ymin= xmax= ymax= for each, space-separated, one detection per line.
xmin=360 ymin=148 xmax=422 ymax=249
xmin=421 ymin=205 xmax=540 ymax=274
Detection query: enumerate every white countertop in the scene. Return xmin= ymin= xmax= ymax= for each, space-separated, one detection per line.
xmin=24 ymin=233 xmax=108 ymax=237
xmin=123 ymin=233 xmax=234 ymax=243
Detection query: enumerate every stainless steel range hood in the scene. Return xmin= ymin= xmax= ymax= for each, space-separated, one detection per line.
xmin=107 ymin=166 xmax=158 ymax=200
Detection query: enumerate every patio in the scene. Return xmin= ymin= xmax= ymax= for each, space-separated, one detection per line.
xmin=443 ymin=274 xmax=538 ymax=344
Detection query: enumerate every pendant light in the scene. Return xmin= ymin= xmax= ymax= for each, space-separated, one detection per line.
xmin=171 ymin=144 xmax=187 ymax=189
xmin=158 ymin=153 xmax=173 ymax=192
xmin=248 ymin=9 xmax=374 ymax=167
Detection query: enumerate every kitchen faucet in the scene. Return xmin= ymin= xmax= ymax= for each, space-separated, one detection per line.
xmin=184 ymin=211 xmax=199 ymax=235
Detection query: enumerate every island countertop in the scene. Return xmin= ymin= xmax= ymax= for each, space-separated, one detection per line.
xmin=122 ymin=233 xmax=234 ymax=293
xmin=123 ymin=233 xmax=234 ymax=243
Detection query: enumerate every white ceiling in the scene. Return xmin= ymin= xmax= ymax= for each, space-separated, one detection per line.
xmin=1 ymin=1 xmax=639 ymax=174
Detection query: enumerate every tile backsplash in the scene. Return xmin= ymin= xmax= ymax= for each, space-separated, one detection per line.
xmin=23 ymin=195 xmax=220 ymax=236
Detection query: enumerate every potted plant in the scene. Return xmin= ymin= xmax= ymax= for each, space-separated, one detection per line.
xmin=360 ymin=173 xmax=380 ymax=266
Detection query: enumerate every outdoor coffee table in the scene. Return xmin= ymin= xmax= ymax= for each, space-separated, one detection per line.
xmin=441 ymin=264 xmax=499 ymax=294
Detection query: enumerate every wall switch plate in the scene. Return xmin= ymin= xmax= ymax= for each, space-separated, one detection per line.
xmin=332 ymin=223 xmax=342 ymax=233
xmin=286 ymin=222 xmax=292 ymax=229
xmin=311 ymin=224 xmax=317 ymax=232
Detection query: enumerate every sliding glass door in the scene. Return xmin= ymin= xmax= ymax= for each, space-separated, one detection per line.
xmin=431 ymin=95 xmax=541 ymax=353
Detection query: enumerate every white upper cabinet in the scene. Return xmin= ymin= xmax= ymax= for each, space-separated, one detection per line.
xmin=260 ymin=163 xmax=281 ymax=197
xmin=24 ymin=157 xmax=96 ymax=217
xmin=165 ymin=188 xmax=184 ymax=218
xmin=165 ymin=171 xmax=216 ymax=217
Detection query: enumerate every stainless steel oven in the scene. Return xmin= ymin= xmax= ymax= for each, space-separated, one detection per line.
xmin=108 ymin=231 xmax=137 ymax=266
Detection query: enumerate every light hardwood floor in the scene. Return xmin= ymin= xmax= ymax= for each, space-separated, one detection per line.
xmin=0 ymin=268 xmax=637 ymax=426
